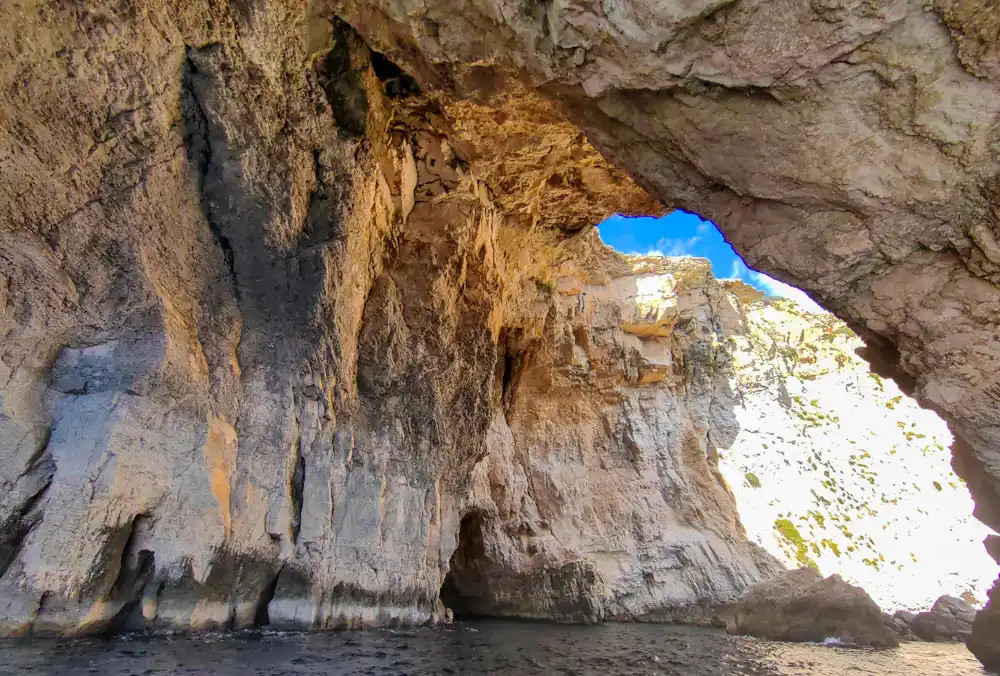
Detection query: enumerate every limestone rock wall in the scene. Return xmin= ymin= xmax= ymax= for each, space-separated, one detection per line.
xmin=4 ymin=2 xmax=1000 ymax=669
xmin=0 ymin=2 xmax=750 ymax=636
xmin=336 ymin=1 xmax=1000 ymax=535
xmin=0 ymin=8 xmax=467 ymax=633
xmin=717 ymin=292 xmax=995 ymax=611
xmin=332 ymin=3 xmax=1000 ymax=664
xmin=448 ymin=255 xmax=781 ymax=623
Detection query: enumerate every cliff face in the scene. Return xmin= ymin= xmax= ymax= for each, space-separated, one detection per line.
xmin=718 ymin=294 xmax=995 ymax=612
xmin=336 ymin=3 xmax=1000 ymax=530
xmin=0 ymin=5 xmax=761 ymax=635
xmin=0 ymin=9 xmax=624 ymax=633
xmin=449 ymin=256 xmax=781 ymax=623
xmin=3 ymin=1 xmax=1000 ymax=667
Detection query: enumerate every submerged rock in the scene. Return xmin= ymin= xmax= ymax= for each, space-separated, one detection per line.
xmin=726 ymin=568 xmax=899 ymax=648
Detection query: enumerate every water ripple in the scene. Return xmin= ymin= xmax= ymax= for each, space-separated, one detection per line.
xmin=0 ymin=621 xmax=986 ymax=675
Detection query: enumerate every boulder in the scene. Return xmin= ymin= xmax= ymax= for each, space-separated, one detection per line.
xmin=884 ymin=611 xmax=917 ymax=641
xmin=726 ymin=568 xmax=899 ymax=648
xmin=910 ymin=595 xmax=976 ymax=642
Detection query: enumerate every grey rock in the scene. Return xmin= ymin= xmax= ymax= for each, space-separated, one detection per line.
xmin=884 ymin=611 xmax=917 ymax=641
xmin=727 ymin=568 xmax=899 ymax=648
xmin=910 ymin=595 xmax=976 ymax=642
xmin=0 ymin=6 xmax=762 ymax=636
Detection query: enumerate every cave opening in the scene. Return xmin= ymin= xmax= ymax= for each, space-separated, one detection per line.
xmin=370 ymin=50 xmax=421 ymax=98
xmin=597 ymin=210 xmax=826 ymax=312
xmin=440 ymin=509 xmax=491 ymax=619
xmin=595 ymin=209 xmax=996 ymax=614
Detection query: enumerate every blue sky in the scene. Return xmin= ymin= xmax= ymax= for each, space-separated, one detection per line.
xmin=597 ymin=211 xmax=826 ymax=313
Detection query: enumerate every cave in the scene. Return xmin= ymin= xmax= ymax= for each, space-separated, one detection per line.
xmin=2 ymin=2 xmax=1000 ymax=673
xmin=439 ymin=510 xmax=491 ymax=619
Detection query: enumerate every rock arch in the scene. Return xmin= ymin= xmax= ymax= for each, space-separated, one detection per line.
xmin=334 ymin=1 xmax=1000 ymax=663
xmin=1 ymin=0 xmax=999 ymax=669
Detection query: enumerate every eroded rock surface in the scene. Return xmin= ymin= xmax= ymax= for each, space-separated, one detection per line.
xmin=445 ymin=255 xmax=782 ymax=623
xmin=0 ymin=5 xmax=652 ymax=634
xmin=0 ymin=2 xmax=769 ymax=636
xmin=718 ymin=296 xmax=994 ymax=611
xmin=726 ymin=567 xmax=900 ymax=648
xmin=3 ymin=1 xmax=1000 ymax=669
xmin=328 ymin=3 xmax=1000 ymax=664
xmin=885 ymin=595 xmax=978 ymax=643
xmin=908 ymin=595 xmax=976 ymax=642
xmin=338 ymin=0 xmax=1000 ymax=533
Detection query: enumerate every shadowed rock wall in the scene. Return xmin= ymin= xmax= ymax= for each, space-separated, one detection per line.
xmin=0 ymin=2 xmax=728 ymax=636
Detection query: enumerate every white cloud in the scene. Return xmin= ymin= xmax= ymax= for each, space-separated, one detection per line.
xmin=746 ymin=270 xmax=828 ymax=314
xmin=625 ymin=235 xmax=703 ymax=258
xmin=727 ymin=259 xmax=744 ymax=279
xmin=667 ymin=239 xmax=700 ymax=256
xmin=660 ymin=236 xmax=702 ymax=257
xmin=626 ymin=247 xmax=665 ymax=256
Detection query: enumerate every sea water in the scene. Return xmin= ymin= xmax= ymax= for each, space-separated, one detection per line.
xmin=0 ymin=621 xmax=986 ymax=675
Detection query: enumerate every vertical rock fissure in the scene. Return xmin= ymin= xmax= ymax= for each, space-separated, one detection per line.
xmin=181 ymin=47 xmax=239 ymax=303
xmin=498 ymin=329 xmax=533 ymax=413
xmin=290 ymin=445 xmax=305 ymax=546
xmin=369 ymin=50 xmax=421 ymax=98
xmin=102 ymin=514 xmax=155 ymax=633
xmin=314 ymin=20 xmax=370 ymax=136
xmin=0 ymin=466 xmax=53 ymax=579
xmin=253 ymin=564 xmax=284 ymax=627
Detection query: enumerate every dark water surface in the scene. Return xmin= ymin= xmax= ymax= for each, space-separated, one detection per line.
xmin=0 ymin=621 xmax=986 ymax=675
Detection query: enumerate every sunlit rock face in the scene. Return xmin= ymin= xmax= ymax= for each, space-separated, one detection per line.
xmin=448 ymin=254 xmax=782 ymax=624
xmin=429 ymin=253 xmax=993 ymax=624
xmin=336 ymin=3 xmax=1000 ymax=539
xmin=0 ymin=8 xmax=656 ymax=636
xmin=717 ymin=293 xmax=995 ymax=612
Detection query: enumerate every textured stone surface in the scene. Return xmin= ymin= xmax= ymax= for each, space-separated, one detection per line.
xmin=337 ymin=0 xmax=1000 ymax=539
xmin=0 ymin=4 xmax=650 ymax=634
xmin=332 ymin=2 xmax=1000 ymax=665
xmin=717 ymin=296 xmax=994 ymax=611
xmin=908 ymin=595 xmax=976 ymax=642
xmin=886 ymin=610 xmax=919 ymax=641
xmin=886 ymin=595 xmax=977 ymax=643
xmin=445 ymin=254 xmax=781 ymax=624
xmin=0 ymin=2 xmax=755 ymax=636
xmin=3 ymin=1 xmax=1000 ymax=668
xmin=726 ymin=567 xmax=900 ymax=648
xmin=970 ymin=577 xmax=1000 ymax=667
